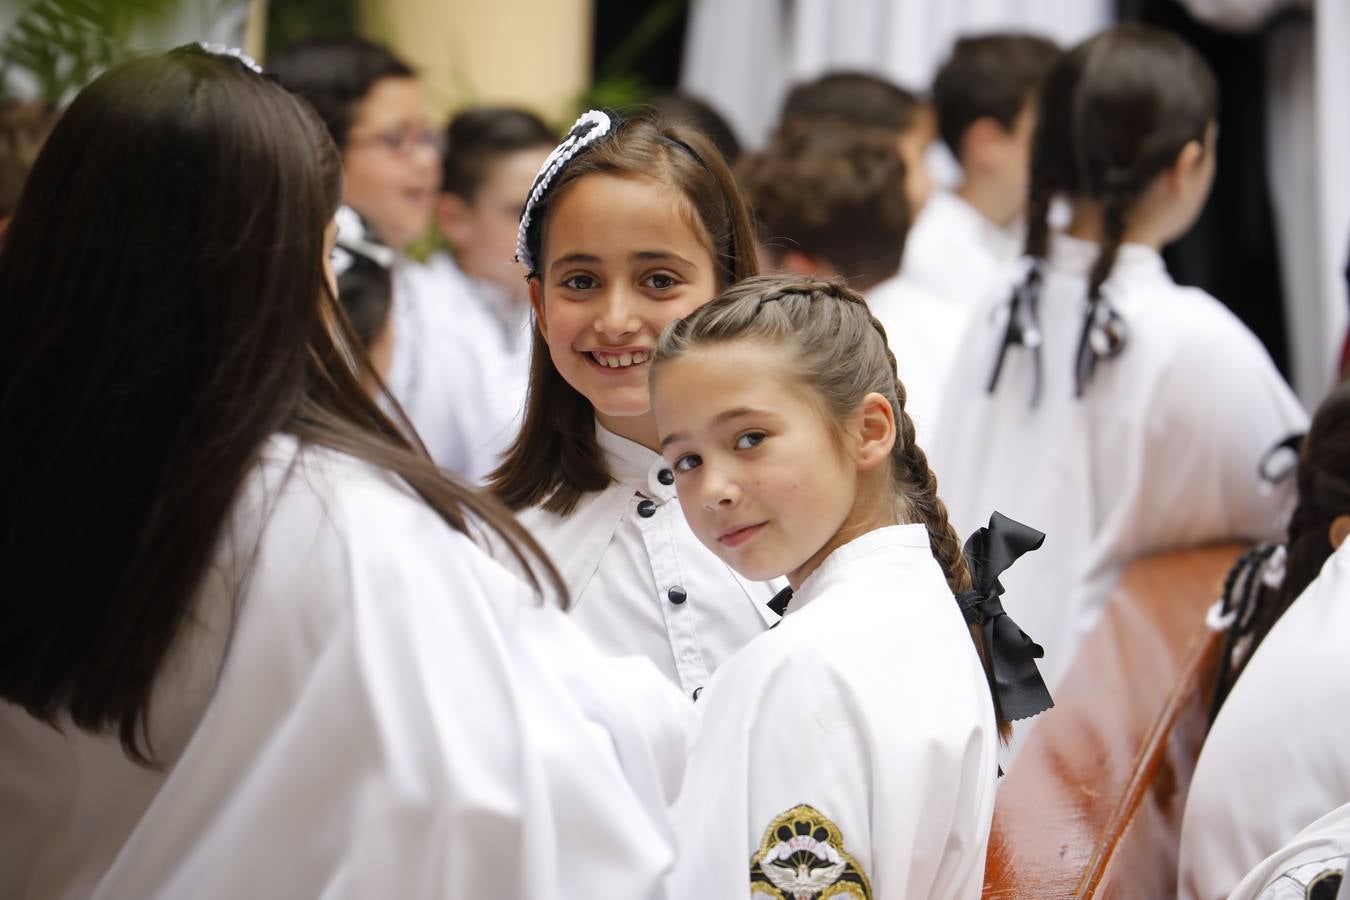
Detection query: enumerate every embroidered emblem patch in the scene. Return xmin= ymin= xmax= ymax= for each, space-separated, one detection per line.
xmin=750 ymin=804 xmax=872 ymax=899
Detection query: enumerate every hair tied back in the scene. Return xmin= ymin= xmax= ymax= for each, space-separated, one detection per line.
xmin=514 ymin=109 xmax=614 ymax=272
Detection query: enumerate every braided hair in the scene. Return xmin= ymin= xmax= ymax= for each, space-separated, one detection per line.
xmin=655 ymin=274 xmax=1011 ymax=737
xmin=998 ymin=25 xmax=1217 ymax=399
xmin=1209 ymin=381 xmax=1350 ymax=720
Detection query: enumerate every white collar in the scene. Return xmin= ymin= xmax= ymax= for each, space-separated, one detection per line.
xmin=595 ymin=423 xmax=678 ymax=502
xmin=791 ymin=524 xmax=932 ymax=615
xmin=932 ymin=190 xmax=1021 ymax=255
xmin=1048 ymin=232 xmax=1168 ymax=285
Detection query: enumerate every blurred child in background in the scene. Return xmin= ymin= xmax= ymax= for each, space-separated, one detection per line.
xmin=737 ymin=124 xmax=962 ymax=440
xmin=903 ymin=34 xmax=1061 ymax=314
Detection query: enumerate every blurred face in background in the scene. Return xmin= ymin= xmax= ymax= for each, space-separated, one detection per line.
xmin=342 ymin=76 xmax=441 ymax=251
xmin=897 ymin=105 xmax=936 ymax=217
xmin=438 ymin=145 xmax=552 ymax=297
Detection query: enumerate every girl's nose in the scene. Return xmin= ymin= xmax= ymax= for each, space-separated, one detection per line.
xmin=700 ymin=468 xmax=741 ymax=510
xmin=594 ymin=287 xmax=641 ymax=338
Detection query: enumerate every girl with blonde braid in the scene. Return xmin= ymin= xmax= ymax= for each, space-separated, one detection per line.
xmin=651 ymin=275 xmax=1051 ymax=899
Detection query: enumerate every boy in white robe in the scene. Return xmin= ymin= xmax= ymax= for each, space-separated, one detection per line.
xmin=902 ymin=33 xmax=1061 ymax=315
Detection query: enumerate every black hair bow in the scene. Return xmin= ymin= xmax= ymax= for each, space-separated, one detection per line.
xmin=956 ymin=512 xmax=1053 ymax=722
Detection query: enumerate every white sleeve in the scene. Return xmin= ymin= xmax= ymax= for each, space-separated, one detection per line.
xmin=674 ymin=648 xmax=990 ymax=900
xmin=1105 ymin=307 xmax=1307 ymax=559
xmin=93 ymin=487 xmax=676 ymax=900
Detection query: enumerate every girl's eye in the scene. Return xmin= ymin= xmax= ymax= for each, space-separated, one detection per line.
xmin=643 ymin=272 xmax=680 ymax=291
xmin=561 ymin=274 xmax=598 ymax=291
xmin=673 ymin=453 xmax=702 ymax=473
xmin=735 ymin=431 xmax=766 ymax=451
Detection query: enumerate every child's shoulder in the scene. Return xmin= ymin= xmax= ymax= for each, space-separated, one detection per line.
xmin=1127 ymin=282 xmax=1274 ymax=368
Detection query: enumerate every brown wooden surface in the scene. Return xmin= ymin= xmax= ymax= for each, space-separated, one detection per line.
xmin=982 ymin=543 xmax=1244 ymax=899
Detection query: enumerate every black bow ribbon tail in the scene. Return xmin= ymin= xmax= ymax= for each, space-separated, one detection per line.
xmin=986 ymin=273 xmax=1045 ymax=407
xmin=956 ymin=511 xmax=1054 ymax=722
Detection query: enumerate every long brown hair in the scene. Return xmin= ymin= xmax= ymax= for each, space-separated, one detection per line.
xmin=653 ymin=275 xmax=1011 ymax=736
xmin=1009 ymin=25 xmax=1216 ymax=391
xmin=0 ymin=47 xmax=557 ymax=765
xmin=489 ymin=115 xmax=758 ymax=514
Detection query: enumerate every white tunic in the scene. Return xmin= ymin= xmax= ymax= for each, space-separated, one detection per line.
xmin=517 ymin=424 xmax=781 ymax=699
xmin=931 ymin=233 xmax=1307 ymax=691
xmin=670 ymin=525 xmax=999 ymax=900
xmin=1226 ymin=802 xmax=1350 ymax=900
xmin=901 ymin=190 xmax=1022 ymax=317
xmin=867 ymin=271 xmax=969 ymax=447
xmin=0 ymin=436 xmax=693 ymax=899
xmin=1178 ymin=539 xmax=1350 ymax=900
xmin=389 ymin=254 xmax=532 ymax=483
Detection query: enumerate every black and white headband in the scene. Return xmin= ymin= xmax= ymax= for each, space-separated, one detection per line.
xmin=196 ymin=41 xmax=263 ymax=75
xmin=514 ymin=109 xmax=614 ymax=273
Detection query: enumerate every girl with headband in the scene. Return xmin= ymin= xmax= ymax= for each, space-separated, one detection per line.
xmin=490 ymin=110 xmax=781 ymax=699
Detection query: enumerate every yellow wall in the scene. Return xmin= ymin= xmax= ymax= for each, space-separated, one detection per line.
xmin=358 ymin=0 xmax=593 ymax=127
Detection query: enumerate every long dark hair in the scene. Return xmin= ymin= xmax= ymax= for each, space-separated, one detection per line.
xmin=489 ymin=115 xmax=758 ymax=514
xmin=653 ymin=275 xmax=1011 ymax=738
xmin=0 ymin=47 xmax=557 ymax=765
xmin=1010 ymin=25 xmax=1216 ymax=392
xmin=1209 ymin=382 xmax=1350 ymax=717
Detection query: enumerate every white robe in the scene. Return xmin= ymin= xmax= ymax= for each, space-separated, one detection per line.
xmin=1178 ymin=539 xmax=1350 ymax=900
xmin=516 ymin=424 xmax=781 ymax=698
xmin=389 ymin=255 xmax=532 ymax=484
xmin=670 ymin=525 xmax=998 ymax=900
xmin=901 ymin=190 xmax=1022 ymax=318
xmin=1227 ymin=802 xmax=1350 ymax=900
xmin=680 ymin=0 xmax=1114 ymax=148
xmin=866 ymin=271 xmax=969 ymax=447
xmin=930 ymin=233 xmax=1307 ymax=691
xmin=0 ymin=436 xmax=693 ymax=899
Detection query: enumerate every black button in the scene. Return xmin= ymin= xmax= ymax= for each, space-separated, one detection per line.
xmin=667 ymin=586 xmax=687 ymax=605
xmin=637 ymin=499 xmax=657 ymax=518
xmin=692 ymin=687 xmax=704 ymax=701
xmin=657 ymin=468 xmax=674 ymax=485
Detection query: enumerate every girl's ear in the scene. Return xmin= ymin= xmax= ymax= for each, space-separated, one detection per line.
xmin=1168 ymin=138 xmax=1205 ymax=195
xmin=1330 ymin=514 xmax=1350 ymax=551
xmin=529 ymin=278 xmax=548 ymax=339
xmin=854 ymin=391 xmax=897 ymax=472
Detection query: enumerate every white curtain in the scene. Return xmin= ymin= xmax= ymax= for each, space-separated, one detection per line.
xmin=680 ymin=0 xmax=1114 ymax=148
xmin=1180 ymin=0 xmax=1348 ymax=406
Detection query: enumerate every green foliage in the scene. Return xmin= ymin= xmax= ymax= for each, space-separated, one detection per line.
xmin=574 ymin=0 xmax=686 ymax=117
xmin=265 ymin=0 xmax=357 ymax=58
xmin=0 ymin=0 xmax=179 ymax=102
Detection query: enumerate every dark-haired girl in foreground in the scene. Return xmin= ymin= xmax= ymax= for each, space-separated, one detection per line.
xmin=0 ymin=46 xmax=689 ymax=898
xmin=931 ymin=24 xmax=1307 ymax=695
